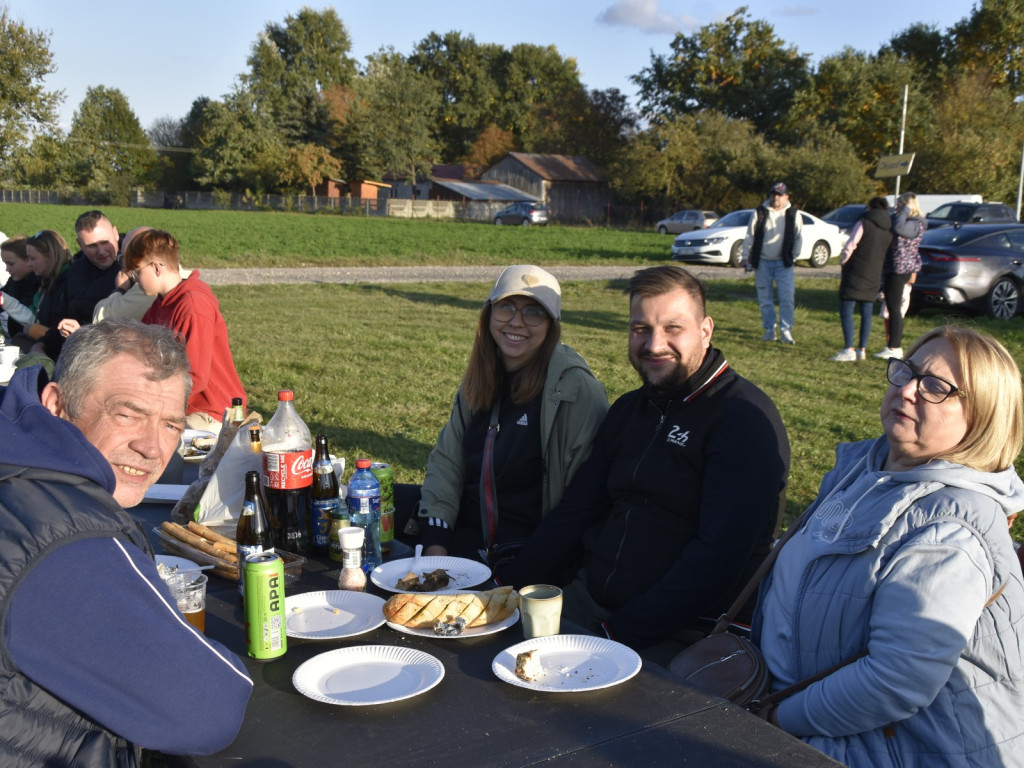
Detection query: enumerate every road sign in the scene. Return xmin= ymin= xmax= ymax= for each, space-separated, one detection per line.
xmin=875 ymin=153 xmax=915 ymax=178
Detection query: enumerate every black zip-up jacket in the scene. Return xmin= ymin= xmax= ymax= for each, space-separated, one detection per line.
xmin=500 ymin=347 xmax=790 ymax=648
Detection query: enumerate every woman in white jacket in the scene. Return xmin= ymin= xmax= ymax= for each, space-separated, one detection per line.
xmin=754 ymin=325 xmax=1024 ymax=768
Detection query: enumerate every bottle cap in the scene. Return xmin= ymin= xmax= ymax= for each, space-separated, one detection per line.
xmin=340 ymin=527 xmax=365 ymax=549
xmin=356 ymin=458 xmax=371 ymax=469
xmin=277 ymin=390 xmax=294 ymax=401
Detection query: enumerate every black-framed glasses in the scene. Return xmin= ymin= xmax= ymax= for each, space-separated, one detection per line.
xmin=886 ymin=357 xmax=967 ymax=404
xmin=491 ymin=300 xmax=549 ymax=326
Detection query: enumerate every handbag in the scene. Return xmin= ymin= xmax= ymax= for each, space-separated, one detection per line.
xmin=669 ymin=457 xmax=872 ymax=709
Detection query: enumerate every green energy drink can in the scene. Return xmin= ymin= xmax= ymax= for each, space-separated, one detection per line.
xmin=371 ymin=462 xmax=395 ymax=555
xmin=244 ymin=551 xmax=287 ymax=661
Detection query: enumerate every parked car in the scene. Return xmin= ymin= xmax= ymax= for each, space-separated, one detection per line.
xmin=494 ymin=201 xmax=548 ymax=226
xmin=655 ymin=209 xmax=719 ymax=235
xmin=925 ymin=201 xmax=1017 ymax=229
xmin=669 ymin=209 xmax=843 ymax=268
xmin=821 ymin=203 xmax=866 ymax=236
xmin=911 ymin=223 xmax=1024 ymax=320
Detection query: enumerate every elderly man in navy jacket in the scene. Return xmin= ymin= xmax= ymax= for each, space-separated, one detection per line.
xmin=0 ymin=319 xmax=251 ymax=765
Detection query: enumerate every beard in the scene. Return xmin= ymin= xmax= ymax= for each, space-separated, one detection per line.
xmin=630 ymin=350 xmax=694 ymax=392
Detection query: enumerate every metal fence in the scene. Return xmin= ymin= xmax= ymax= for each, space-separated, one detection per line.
xmin=0 ymin=187 xmax=674 ymax=230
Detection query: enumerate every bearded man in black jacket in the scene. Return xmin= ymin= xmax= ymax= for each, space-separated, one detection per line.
xmin=499 ymin=265 xmax=790 ymax=661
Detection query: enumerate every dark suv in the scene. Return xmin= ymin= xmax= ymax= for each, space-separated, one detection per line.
xmin=926 ymin=202 xmax=1018 ymax=229
xmin=495 ymin=201 xmax=548 ymax=226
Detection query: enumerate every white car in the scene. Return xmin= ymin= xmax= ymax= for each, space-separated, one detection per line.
xmin=670 ymin=209 xmax=844 ymax=268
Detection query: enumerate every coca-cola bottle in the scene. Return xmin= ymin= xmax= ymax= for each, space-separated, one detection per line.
xmin=310 ymin=434 xmax=341 ymax=556
xmin=261 ymin=390 xmax=313 ymax=556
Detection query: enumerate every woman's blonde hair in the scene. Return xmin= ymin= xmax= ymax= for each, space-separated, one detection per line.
xmin=26 ymin=230 xmax=72 ymax=285
xmin=897 ymin=192 xmax=923 ymax=219
xmin=907 ymin=325 xmax=1023 ymax=472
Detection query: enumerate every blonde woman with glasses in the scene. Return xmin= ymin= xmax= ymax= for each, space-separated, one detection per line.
xmin=753 ymin=325 xmax=1024 ymax=767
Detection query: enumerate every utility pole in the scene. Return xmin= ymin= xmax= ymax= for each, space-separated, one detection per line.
xmin=895 ymin=84 xmax=909 ymax=199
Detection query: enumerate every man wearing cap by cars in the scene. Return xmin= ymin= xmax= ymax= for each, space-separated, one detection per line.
xmin=740 ymin=182 xmax=803 ymax=344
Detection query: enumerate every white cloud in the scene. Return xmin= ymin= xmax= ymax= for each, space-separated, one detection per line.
xmin=596 ymin=0 xmax=699 ymax=35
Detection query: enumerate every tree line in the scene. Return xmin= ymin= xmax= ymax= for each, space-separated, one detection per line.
xmin=1 ymin=2 xmax=1022 ymax=216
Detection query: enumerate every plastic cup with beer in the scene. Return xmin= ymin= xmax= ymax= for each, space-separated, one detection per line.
xmin=168 ymin=573 xmax=208 ymax=633
xmin=519 ymin=584 xmax=563 ymax=638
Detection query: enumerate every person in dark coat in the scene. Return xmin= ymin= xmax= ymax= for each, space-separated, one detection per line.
xmin=831 ymin=198 xmax=892 ymax=362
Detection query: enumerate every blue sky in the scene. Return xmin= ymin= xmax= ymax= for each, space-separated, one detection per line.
xmin=11 ymin=0 xmax=974 ymax=132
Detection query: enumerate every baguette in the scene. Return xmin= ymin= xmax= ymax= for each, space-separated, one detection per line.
xmin=160 ymin=521 xmax=239 ymax=563
xmin=383 ymin=586 xmax=518 ymax=629
xmin=186 ymin=521 xmax=236 ymax=554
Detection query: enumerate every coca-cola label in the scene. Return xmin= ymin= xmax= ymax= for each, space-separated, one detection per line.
xmin=263 ymin=449 xmax=313 ymax=490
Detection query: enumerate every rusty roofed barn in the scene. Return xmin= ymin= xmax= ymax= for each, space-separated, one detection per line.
xmin=481 ymin=152 xmax=611 ymax=225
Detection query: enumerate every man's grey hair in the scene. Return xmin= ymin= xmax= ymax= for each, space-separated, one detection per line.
xmin=52 ymin=319 xmax=192 ymax=419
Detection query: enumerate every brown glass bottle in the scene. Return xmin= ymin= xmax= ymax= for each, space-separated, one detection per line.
xmin=237 ymin=470 xmax=273 ymax=595
xmin=310 ymin=434 xmax=341 ymax=556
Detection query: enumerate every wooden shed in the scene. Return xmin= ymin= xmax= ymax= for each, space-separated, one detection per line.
xmin=480 ymin=152 xmax=610 ymax=223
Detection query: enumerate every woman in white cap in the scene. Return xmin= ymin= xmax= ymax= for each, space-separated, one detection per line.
xmin=398 ymin=265 xmax=608 ymax=564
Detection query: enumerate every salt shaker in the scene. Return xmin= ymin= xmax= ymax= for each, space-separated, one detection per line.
xmin=338 ymin=527 xmax=367 ymax=591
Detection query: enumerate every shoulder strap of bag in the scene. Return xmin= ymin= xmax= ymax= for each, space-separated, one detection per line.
xmin=479 ymin=398 xmax=501 ymax=549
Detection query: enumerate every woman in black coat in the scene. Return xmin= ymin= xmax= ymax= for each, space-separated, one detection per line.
xmin=830 ymin=198 xmax=892 ymax=362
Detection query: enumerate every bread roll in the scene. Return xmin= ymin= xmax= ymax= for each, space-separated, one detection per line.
xmin=383 ymin=586 xmax=518 ymax=628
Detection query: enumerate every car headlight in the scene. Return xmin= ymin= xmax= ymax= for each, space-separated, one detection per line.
xmin=704 ymin=236 xmax=727 ymax=244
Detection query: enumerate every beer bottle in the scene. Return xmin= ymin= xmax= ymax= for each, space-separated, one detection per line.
xmin=237 ymin=470 xmax=273 ymax=595
xmin=310 ymin=434 xmax=341 ymax=557
xmin=230 ymin=397 xmax=245 ymax=427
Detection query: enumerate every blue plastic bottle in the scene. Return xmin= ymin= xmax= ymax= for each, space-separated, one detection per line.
xmin=346 ymin=458 xmax=382 ymax=571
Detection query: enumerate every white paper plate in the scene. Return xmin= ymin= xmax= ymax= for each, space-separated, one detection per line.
xmin=387 ymin=608 xmax=520 ymax=639
xmin=292 ymin=645 xmax=444 ymax=705
xmin=155 ymin=554 xmax=201 ymax=579
xmin=492 ymin=634 xmax=642 ymax=693
xmin=285 ymin=591 xmax=386 ymax=640
xmin=370 ymin=556 xmax=491 ymax=594
xmin=182 ymin=429 xmax=215 ymax=463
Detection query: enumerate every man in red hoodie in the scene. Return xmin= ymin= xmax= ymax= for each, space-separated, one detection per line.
xmin=123 ymin=228 xmax=246 ymax=433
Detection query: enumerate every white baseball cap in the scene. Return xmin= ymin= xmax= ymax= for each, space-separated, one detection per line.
xmin=487 ymin=265 xmax=561 ymax=320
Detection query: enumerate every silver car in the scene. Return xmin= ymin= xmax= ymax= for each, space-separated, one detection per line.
xmin=655 ymin=209 xmax=718 ymax=235
xmin=495 ymin=202 xmax=548 ymax=226
xmin=912 ymin=223 xmax=1024 ymax=320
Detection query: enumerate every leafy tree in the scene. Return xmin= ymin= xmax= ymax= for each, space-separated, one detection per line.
xmin=409 ymin=31 xmax=503 ymax=161
xmin=779 ymin=125 xmax=877 ymax=212
xmin=8 ymin=132 xmax=65 ymax=188
xmin=948 ymin=0 xmax=1024 ymax=97
xmin=279 ymin=142 xmax=343 ymax=195
xmin=193 ymin=90 xmax=288 ymax=194
xmin=348 ymin=47 xmax=439 ymax=185
xmin=910 ymin=70 xmax=1024 ymax=200
xmin=61 ymin=85 xmax=158 ymax=193
xmin=0 ymin=7 xmax=63 ymax=171
xmin=551 ymin=87 xmax=638 ymax=170
xmin=609 ymin=110 xmax=776 ymax=212
xmin=492 ymin=43 xmax=587 ymax=151
xmin=457 ymin=123 xmax=517 ymax=177
xmin=785 ymin=48 xmax=925 ymax=165
xmin=148 ymin=97 xmax=214 ymax=191
xmin=879 ymin=23 xmax=950 ymax=91
xmin=633 ymin=6 xmax=810 ymax=140
xmin=242 ymin=6 xmax=357 ymax=145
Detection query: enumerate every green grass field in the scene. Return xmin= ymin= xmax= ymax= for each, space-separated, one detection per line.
xmin=4 ymin=202 xmax=1023 ymax=532
xmin=0 ymin=202 xmax=667 ymax=267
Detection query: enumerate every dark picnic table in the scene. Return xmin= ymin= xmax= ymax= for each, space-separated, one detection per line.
xmin=131 ymin=500 xmax=841 ymax=768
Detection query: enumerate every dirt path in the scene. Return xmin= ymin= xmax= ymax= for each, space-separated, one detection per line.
xmin=200 ymin=263 xmax=840 ymax=286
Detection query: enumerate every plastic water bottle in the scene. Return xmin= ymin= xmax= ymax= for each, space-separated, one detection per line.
xmin=346 ymin=458 xmax=382 ymax=572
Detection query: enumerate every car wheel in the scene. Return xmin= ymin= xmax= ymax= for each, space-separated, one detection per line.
xmin=808 ymin=241 xmax=831 ymax=268
xmin=658 ymin=225 xmax=668 ymax=235
xmin=728 ymin=241 xmax=743 ymax=268
xmin=986 ymin=277 xmax=1020 ymax=320
xmin=522 ymin=218 xmax=531 ymax=227
xmin=495 ymin=217 xmax=503 ymax=226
